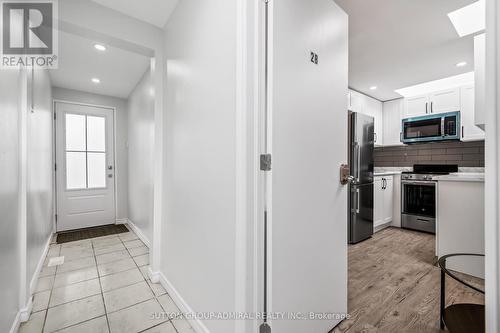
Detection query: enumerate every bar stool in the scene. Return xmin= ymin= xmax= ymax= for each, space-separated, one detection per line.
xmin=438 ymin=253 xmax=485 ymax=333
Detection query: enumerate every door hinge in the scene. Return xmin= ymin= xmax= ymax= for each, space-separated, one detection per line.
xmin=55 ymin=214 xmax=58 ymax=222
xmin=259 ymin=323 xmax=271 ymax=333
xmin=54 ymin=163 xmax=57 ymax=172
xmin=260 ymin=154 xmax=272 ymax=171
xmin=53 ymin=112 xmax=56 ymax=120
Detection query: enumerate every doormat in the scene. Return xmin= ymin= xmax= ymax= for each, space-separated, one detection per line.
xmin=57 ymin=224 xmax=129 ymax=244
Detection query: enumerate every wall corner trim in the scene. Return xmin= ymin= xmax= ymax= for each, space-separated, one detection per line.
xmin=19 ymin=296 xmax=33 ymax=322
xmin=155 ymin=271 xmax=211 ymax=333
xmin=9 ymin=311 xmax=21 ymax=333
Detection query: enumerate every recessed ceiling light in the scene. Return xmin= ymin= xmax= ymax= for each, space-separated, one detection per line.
xmin=370 ymin=86 xmax=377 ymax=90
xmin=91 ymin=78 xmax=101 ymax=84
xmin=448 ymin=0 xmax=485 ymax=37
xmin=456 ymin=61 xmax=467 ymax=67
xmin=94 ymin=44 xmax=106 ymax=51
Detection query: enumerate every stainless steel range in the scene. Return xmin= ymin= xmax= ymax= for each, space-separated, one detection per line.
xmin=401 ymin=164 xmax=458 ymax=234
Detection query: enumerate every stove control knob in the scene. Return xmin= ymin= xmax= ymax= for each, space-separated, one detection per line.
xmin=423 ymin=175 xmax=428 ymax=180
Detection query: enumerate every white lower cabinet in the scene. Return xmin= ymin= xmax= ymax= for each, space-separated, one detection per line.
xmin=374 ymin=175 xmax=394 ymax=228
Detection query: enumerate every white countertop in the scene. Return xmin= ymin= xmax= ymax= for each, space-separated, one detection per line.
xmin=374 ymin=171 xmax=402 ymax=176
xmin=434 ymin=172 xmax=485 ymax=182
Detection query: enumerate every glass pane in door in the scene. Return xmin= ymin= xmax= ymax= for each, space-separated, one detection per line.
xmin=65 ymin=114 xmax=86 ymax=150
xmin=87 ymin=116 xmax=106 ymax=152
xmin=66 ymin=152 xmax=87 ymax=189
xmin=87 ymin=153 xmax=106 ymax=188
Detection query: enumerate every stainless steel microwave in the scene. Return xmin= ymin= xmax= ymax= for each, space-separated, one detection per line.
xmin=401 ymin=111 xmax=461 ymax=144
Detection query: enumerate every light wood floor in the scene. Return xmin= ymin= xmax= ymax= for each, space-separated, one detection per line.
xmin=333 ymin=227 xmax=484 ymax=333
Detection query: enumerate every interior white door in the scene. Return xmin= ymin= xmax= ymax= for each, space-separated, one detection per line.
xmin=268 ymin=0 xmax=348 ymax=331
xmin=55 ymin=102 xmax=116 ymax=232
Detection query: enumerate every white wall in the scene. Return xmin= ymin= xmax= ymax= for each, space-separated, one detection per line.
xmin=27 ymin=69 xmax=54 ymax=287
xmin=52 ymin=87 xmax=129 ymax=221
xmin=0 ymin=68 xmax=23 ymax=333
xmin=127 ymin=68 xmax=154 ymax=242
xmin=161 ymin=1 xmax=238 ymax=332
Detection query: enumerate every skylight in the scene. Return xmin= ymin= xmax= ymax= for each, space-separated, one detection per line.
xmin=395 ymin=72 xmax=475 ymax=97
xmin=448 ymin=0 xmax=485 ymax=37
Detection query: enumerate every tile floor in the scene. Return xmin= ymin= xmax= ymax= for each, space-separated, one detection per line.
xmin=19 ymin=226 xmax=194 ymax=333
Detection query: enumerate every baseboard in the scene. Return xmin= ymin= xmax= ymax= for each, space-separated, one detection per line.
xmin=29 ymin=234 xmax=53 ymax=296
xmin=115 ymin=218 xmax=128 ymax=225
xmin=124 ymin=219 xmax=151 ymax=248
xmin=374 ymin=221 xmax=392 ymax=233
xmin=9 ymin=311 xmax=21 ymax=333
xmin=155 ymin=271 xmax=210 ymax=333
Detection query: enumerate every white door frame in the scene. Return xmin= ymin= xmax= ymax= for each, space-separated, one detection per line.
xmin=53 ymin=100 xmax=118 ymax=231
xmin=485 ymin=0 xmax=500 ymax=330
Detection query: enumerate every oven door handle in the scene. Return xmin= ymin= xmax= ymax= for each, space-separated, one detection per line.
xmin=402 ymin=181 xmax=437 ymax=186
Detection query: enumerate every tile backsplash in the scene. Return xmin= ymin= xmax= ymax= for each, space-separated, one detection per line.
xmin=374 ymin=140 xmax=485 ymax=167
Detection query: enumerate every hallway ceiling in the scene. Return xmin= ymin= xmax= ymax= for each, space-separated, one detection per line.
xmin=335 ymin=0 xmax=478 ymax=101
xmin=50 ymin=31 xmax=151 ymax=99
xmin=91 ymin=0 xmax=179 ymax=28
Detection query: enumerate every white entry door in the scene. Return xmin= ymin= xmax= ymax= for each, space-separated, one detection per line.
xmin=265 ymin=0 xmax=348 ymax=332
xmin=55 ymin=102 xmax=116 ymax=232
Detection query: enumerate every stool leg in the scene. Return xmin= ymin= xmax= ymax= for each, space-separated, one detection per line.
xmin=440 ymin=269 xmax=445 ymax=330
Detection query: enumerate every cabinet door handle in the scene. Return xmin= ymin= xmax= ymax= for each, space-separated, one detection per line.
xmin=462 ymin=126 xmax=465 ymax=139
xmin=425 ymin=102 xmax=428 ymax=114
xmin=374 ymin=133 xmax=377 ymax=143
xmin=430 ymin=101 xmax=433 ymax=114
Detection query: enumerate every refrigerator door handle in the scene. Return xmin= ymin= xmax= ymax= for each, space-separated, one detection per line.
xmin=356 ymin=189 xmax=360 ymax=214
xmin=356 ymin=143 xmax=361 ymax=182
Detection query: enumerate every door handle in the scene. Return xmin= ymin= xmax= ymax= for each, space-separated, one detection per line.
xmin=340 ymin=164 xmax=351 ymax=185
xmin=356 ymin=189 xmax=360 ymax=214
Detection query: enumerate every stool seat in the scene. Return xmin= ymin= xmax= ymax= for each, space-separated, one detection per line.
xmin=443 ymin=303 xmax=484 ymax=333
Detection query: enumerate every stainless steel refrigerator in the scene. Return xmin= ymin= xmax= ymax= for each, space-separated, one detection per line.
xmin=348 ymin=112 xmax=374 ymax=244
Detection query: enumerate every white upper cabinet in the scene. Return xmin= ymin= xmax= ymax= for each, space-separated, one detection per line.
xmin=404 ymin=94 xmax=429 ymax=118
xmin=364 ymin=96 xmax=383 ymax=146
xmin=404 ymin=88 xmax=461 ymax=117
xmin=474 ymin=33 xmax=486 ymax=129
xmin=348 ymin=89 xmax=365 ymax=113
xmin=429 ymin=88 xmax=461 ymax=114
xmin=383 ymin=99 xmax=404 ymax=146
xmin=348 ymin=89 xmax=383 ymax=146
xmin=460 ymin=85 xmax=485 ymax=141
